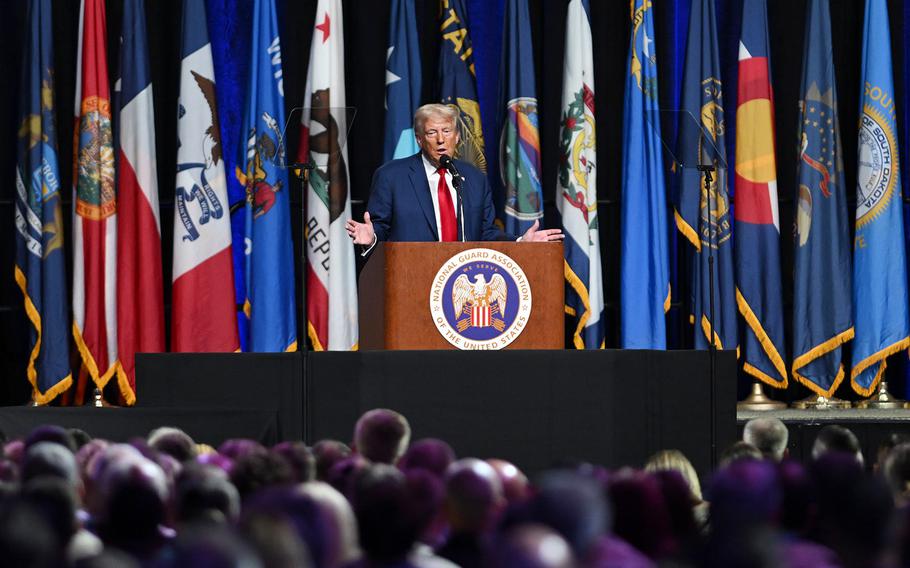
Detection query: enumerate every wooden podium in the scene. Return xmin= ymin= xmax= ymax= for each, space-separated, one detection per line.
xmin=359 ymin=242 xmax=564 ymax=349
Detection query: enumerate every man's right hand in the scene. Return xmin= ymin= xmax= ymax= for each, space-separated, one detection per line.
xmin=346 ymin=211 xmax=376 ymax=246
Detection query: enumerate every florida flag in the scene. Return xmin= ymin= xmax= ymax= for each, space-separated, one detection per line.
xmin=299 ymin=0 xmax=358 ymax=351
xmin=73 ymin=0 xmax=118 ymax=395
xmin=172 ymin=0 xmax=239 ymax=353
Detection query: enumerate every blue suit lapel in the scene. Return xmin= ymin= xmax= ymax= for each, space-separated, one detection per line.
xmin=408 ymin=154 xmax=438 ymax=240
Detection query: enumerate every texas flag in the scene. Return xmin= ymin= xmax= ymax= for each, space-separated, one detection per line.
xmin=733 ymin=0 xmax=787 ymax=388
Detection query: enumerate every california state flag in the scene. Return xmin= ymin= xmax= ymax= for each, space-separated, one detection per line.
xmin=115 ymin=0 xmax=164 ymax=404
xmin=73 ymin=0 xmax=119 ymax=396
xmin=299 ymin=0 xmax=358 ymax=351
xmin=171 ymin=0 xmax=238 ymax=353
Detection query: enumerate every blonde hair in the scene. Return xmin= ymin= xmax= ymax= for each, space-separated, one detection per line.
xmin=413 ymin=103 xmax=459 ymax=135
xmin=644 ymin=449 xmax=703 ymax=502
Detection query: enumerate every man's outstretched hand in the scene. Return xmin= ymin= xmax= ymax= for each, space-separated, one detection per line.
xmin=521 ymin=220 xmax=564 ymax=242
xmin=346 ymin=212 xmax=375 ymax=245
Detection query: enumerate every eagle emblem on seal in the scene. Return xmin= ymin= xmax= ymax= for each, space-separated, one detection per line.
xmin=452 ymin=273 xmax=508 ymax=332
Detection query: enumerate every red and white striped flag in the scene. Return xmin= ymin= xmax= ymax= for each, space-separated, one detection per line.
xmin=171 ymin=0 xmax=238 ymax=353
xmin=114 ymin=0 xmax=164 ymax=404
xmin=72 ymin=0 xmax=119 ymax=396
xmin=299 ymin=0 xmax=358 ymax=351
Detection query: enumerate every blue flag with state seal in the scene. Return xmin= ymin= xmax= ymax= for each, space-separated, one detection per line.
xmin=851 ymin=0 xmax=909 ymax=396
xmin=383 ymin=0 xmax=422 ymax=162
xmin=792 ymin=0 xmax=853 ymax=397
xmin=620 ymin=0 xmax=669 ymax=349
xmin=14 ymin=0 xmax=72 ymax=404
xmin=673 ymin=0 xmax=737 ymax=351
xmin=499 ymin=0 xmax=542 ymax=235
xmin=236 ymin=0 xmax=297 ymax=352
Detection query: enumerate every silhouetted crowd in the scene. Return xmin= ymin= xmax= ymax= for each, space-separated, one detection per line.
xmin=3 ymin=410 xmax=910 ymax=567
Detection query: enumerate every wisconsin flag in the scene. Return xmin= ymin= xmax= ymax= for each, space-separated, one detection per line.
xmin=792 ymin=0 xmax=853 ymax=396
xmin=15 ymin=0 xmax=72 ymax=404
xmin=734 ymin=0 xmax=787 ymax=388
xmin=499 ymin=0 xmax=543 ymax=235
xmin=115 ymin=0 xmax=163 ymax=405
xmin=237 ymin=0 xmax=297 ymax=352
xmin=438 ymin=0 xmax=486 ymax=172
xmin=620 ymin=0 xmax=669 ymax=349
xmin=299 ymin=0 xmax=358 ymax=351
xmin=674 ymin=0 xmax=737 ymax=351
xmin=851 ymin=0 xmax=908 ymax=395
xmin=384 ymin=0 xmax=422 ymax=162
xmin=172 ymin=0 xmax=239 ymax=353
xmin=72 ymin=0 xmax=119 ymax=393
xmin=556 ymin=0 xmax=604 ymax=349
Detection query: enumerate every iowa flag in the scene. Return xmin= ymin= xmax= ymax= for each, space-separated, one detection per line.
xmin=15 ymin=0 xmax=72 ymax=404
xmin=115 ymin=0 xmax=163 ymax=404
xmin=556 ymin=0 xmax=604 ymax=349
xmin=851 ymin=0 xmax=909 ymax=395
xmin=300 ymin=0 xmax=358 ymax=351
xmin=73 ymin=0 xmax=118 ymax=393
xmin=172 ymin=0 xmax=238 ymax=353
xmin=734 ymin=0 xmax=787 ymax=388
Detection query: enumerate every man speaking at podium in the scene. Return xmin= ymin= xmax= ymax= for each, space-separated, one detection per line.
xmin=346 ymin=104 xmax=563 ymax=250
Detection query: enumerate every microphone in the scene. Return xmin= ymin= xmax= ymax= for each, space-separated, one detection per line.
xmin=439 ymin=154 xmax=462 ymax=181
xmin=438 ymin=155 xmax=465 ymax=242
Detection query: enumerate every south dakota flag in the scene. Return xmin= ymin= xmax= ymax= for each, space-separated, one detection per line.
xmin=734 ymin=0 xmax=787 ymax=388
xmin=384 ymin=0 xmax=422 ymax=162
xmin=792 ymin=0 xmax=853 ymax=396
xmin=851 ymin=0 xmax=908 ymax=396
xmin=14 ymin=0 xmax=72 ymax=404
xmin=237 ymin=0 xmax=296 ymax=352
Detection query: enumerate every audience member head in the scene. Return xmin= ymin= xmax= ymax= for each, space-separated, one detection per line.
xmin=743 ymin=417 xmax=789 ymax=461
xmin=175 ymin=463 xmax=241 ymax=526
xmin=403 ymin=468 xmax=446 ymax=547
xmin=76 ymin=438 xmax=109 ymax=481
xmin=4 ymin=439 xmax=25 ymax=466
xmin=883 ymin=442 xmax=910 ymax=505
xmin=165 ymin=525 xmax=264 ymax=568
xmin=777 ymin=459 xmax=815 ymax=536
xmin=25 ymin=425 xmax=76 ymax=454
xmin=22 ymin=441 xmax=80 ymax=490
xmin=644 ymin=449 xmax=703 ymax=502
xmin=719 ymin=441 xmax=763 ymax=468
xmin=272 ymin=441 xmax=316 ymax=483
xmin=812 ymin=424 xmax=863 ymax=465
xmin=651 ymin=469 xmax=700 ymax=542
xmin=444 ymin=458 xmax=504 ymax=534
xmin=486 ymin=524 xmax=575 ymax=568
xmin=876 ymin=432 xmax=908 ymax=473
xmin=20 ymin=477 xmax=79 ymax=553
xmin=218 ymin=439 xmax=267 ymax=461
xmin=607 ymin=470 xmax=675 ymax=560
xmin=326 ymin=454 xmax=371 ymax=500
xmin=0 ymin=496 xmax=62 ymax=568
xmin=487 ymin=458 xmax=530 ymax=505
xmin=353 ymin=408 xmax=411 ymax=465
xmin=313 ymin=440 xmax=352 ymax=481
xmin=708 ymin=458 xmax=780 ymax=529
xmin=398 ymin=438 xmax=456 ymax=478
xmin=230 ymin=448 xmax=295 ymax=501
xmin=68 ymin=428 xmax=92 ymax=450
xmin=351 ymin=464 xmax=421 ymax=563
xmin=298 ymin=481 xmax=362 ymax=567
xmin=240 ymin=509 xmax=313 ymax=568
xmin=148 ymin=426 xmax=197 ymax=463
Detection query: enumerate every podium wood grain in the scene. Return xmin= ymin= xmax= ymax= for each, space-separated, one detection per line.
xmin=359 ymin=242 xmax=564 ymax=349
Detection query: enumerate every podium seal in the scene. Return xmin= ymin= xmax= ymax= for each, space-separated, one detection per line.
xmin=429 ymin=248 xmax=532 ymax=350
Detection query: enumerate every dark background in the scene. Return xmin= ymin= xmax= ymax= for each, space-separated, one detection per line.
xmin=0 ymin=0 xmax=906 ymax=405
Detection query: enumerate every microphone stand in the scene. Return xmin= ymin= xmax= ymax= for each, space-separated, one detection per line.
xmin=451 ymin=173 xmax=465 ymax=242
xmin=696 ymin=162 xmax=717 ymax=466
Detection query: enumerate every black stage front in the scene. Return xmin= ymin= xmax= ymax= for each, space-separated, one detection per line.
xmin=0 ymin=350 xmax=737 ymax=476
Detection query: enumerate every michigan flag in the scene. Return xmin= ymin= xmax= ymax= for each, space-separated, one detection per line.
xmin=499 ymin=0 xmax=542 ymax=235
xmin=237 ymin=0 xmax=297 ymax=352
xmin=384 ymin=0 xmax=422 ymax=162
xmin=14 ymin=0 xmax=72 ymax=404
xmin=620 ymin=0 xmax=669 ymax=349
xmin=438 ymin=0 xmax=486 ymax=172
xmin=674 ymin=0 xmax=737 ymax=351
xmin=556 ymin=0 xmax=604 ymax=349
xmin=851 ymin=0 xmax=909 ymax=395
xmin=734 ymin=0 xmax=787 ymax=388
xmin=792 ymin=0 xmax=853 ymax=396
xmin=172 ymin=0 xmax=239 ymax=353
xmin=299 ymin=0 xmax=358 ymax=351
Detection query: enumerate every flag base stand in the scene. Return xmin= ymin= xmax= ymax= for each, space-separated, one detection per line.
xmin=737 ymin=382 xmax=785 ymax=410
xmin=791 ymin=394 xmax=851 ymax=410
xmin=853 ymin=381 xmax=908 ymax=409
xmin=92 ymin=388 xmax=114 ymax=408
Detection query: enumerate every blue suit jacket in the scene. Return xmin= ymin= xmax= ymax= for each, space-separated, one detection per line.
xmin=367 ymin=153 xmax=515 ymax=242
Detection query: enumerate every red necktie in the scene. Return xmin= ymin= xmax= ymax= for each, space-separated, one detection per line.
xmin=437 ymin=167 xmax=458 ymax=242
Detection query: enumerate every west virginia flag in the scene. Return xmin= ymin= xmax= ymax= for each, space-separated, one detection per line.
xmin=851 ymin=0 xmax=908 ymax=396
xmin=384 ymin=0 xmax=422 ymax=162
xmin=792 ymin=0 xmax=853 ymax=396
xmin=734 ymin=0 xmax=787 ymax=388
xmin=674 ymin=0 xmax=737 ymax=351
xmin=237 ymin=0 xmax=297 ymax=352
xmin=620 ymin=0 xmax=669 ymax=349
xmin=14 ymin=0 xmax=72 ymax=404
xmin=438 ymin=0 xmax=486 ymax=172
xmin=557 ymin=0 xmax=604 ymax=349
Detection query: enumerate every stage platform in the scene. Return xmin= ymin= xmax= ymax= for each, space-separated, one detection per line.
xmin=2 ymin=350 xmax=738 ymax=476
